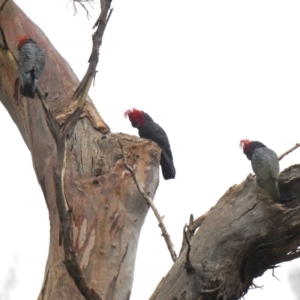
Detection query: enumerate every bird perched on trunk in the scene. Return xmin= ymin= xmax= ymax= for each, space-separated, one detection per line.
xmin=240 ymin=139 xmax=280 ymax=201
xmin=18 ymin=36 xmax=46 ymax=99
xmin=125 ymin=108 xmax=176 ymax=180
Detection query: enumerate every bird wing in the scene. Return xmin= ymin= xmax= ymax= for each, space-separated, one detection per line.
xmin=19 ymin=42 xmax=45 ymax=79
xmin=19 ymin=43 xmax=37 ymax=73
xmin=252 ymin=147 xmax=279 ymax=181
xmin=139 ymin=119 xmax=173 ymax=159
xmin=33 ymin=45 xmax=46 ymax=80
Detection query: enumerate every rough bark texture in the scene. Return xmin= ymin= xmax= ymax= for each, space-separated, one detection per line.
xmin=0 ymin=1 xmax=160 ymax=299
xmin=150 ymin=165 xmax=300 ymax=300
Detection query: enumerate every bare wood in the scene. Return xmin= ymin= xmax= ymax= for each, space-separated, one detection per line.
xmin=118 ymin=137 xmax=178 ymax=262
xmin=278 ymin=143 xmax=300 ymax=161
xmin=150 ymin=166 xmax=300 ymax=300
xmin=189 ymin=210 xmax=211 ymax=232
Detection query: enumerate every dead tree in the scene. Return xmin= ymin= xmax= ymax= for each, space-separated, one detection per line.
xmin=1 ymin=1 xmax=300 ymax=300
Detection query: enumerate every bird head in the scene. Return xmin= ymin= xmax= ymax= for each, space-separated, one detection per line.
xmin=124 ymin=108 xmax=145 ymax=128
xmin=240 ymin=139 xmax=253 ymax=160
xmin=18 ymin=36 xmax=29 ymax=50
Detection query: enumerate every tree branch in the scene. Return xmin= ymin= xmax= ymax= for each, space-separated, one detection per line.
xmin=278 ymin=143 xmax=300 ymax=161
xmin=72 ymin=0 xmax=96 ymax=19
xmin=150 ymin=167 xmax=300 ymax=299
xmin=72 ymin=1 xmax=112 ymax=101
xmin=118 ymin=137 xmax=178 ymax=262
xmin=59 ymin=1 xmax=112 ymax=137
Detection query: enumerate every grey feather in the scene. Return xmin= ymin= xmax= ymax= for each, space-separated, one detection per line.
xmin=252 ymin=147 xmax=280 ymax=200
xmin=18 ymin=39 xmax=45 ymax=98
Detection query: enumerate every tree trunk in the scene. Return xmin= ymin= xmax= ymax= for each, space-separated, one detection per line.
xmin=0 ymin=1 xmax=160 ymax=299
xmin=1 ymin=2 xmax=300 ymax=300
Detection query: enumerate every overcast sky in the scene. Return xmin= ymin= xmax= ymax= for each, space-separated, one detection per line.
xmin=0 ymin=0 xmax=300 ymax=299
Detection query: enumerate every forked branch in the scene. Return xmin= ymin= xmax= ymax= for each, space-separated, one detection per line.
xmin=61 ymin=1 xmax=112 ymax=135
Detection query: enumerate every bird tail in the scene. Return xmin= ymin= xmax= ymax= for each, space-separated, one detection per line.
xmin=267 ymin=180 xmax=280 ymax=202
xmin=20 ymin=84 xmax=35 ymax=98
xmin=161 ymin=152 xmax=176 ymax=180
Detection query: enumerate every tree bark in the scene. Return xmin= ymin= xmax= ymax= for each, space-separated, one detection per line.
xmin=0 ymin=1 xmax=160 ymax=299
xmin=150 ymin=165 xmax=300 ymax=300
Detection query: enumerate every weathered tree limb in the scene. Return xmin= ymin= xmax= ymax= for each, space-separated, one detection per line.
xmin=150 ymin=165 xmax=300 ymax=300
xmin=73 ymin=0 xmax=113 ymax=101
xmin=62 ymin=0 xmax=112 ymax=135
xmin=118 ymin=137 xmax=178 ymax=262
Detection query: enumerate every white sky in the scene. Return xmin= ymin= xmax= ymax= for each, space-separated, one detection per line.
xmin=0 ymin=0 xmax=300 ymax=299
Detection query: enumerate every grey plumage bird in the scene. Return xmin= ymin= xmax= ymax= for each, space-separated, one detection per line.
xmin=240 ymin=139 xmax=280 ymax=201
xmin=18 ymin=36 xmax=46 ymax=99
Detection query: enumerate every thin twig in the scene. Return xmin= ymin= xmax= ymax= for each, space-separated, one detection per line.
xmin=118 ymin=137 xmax=178 ymax=262
xmin=278 ymin=143 xmax=300 ymax=161
xmin=73 ymin=0 xmax=93 ymax=19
